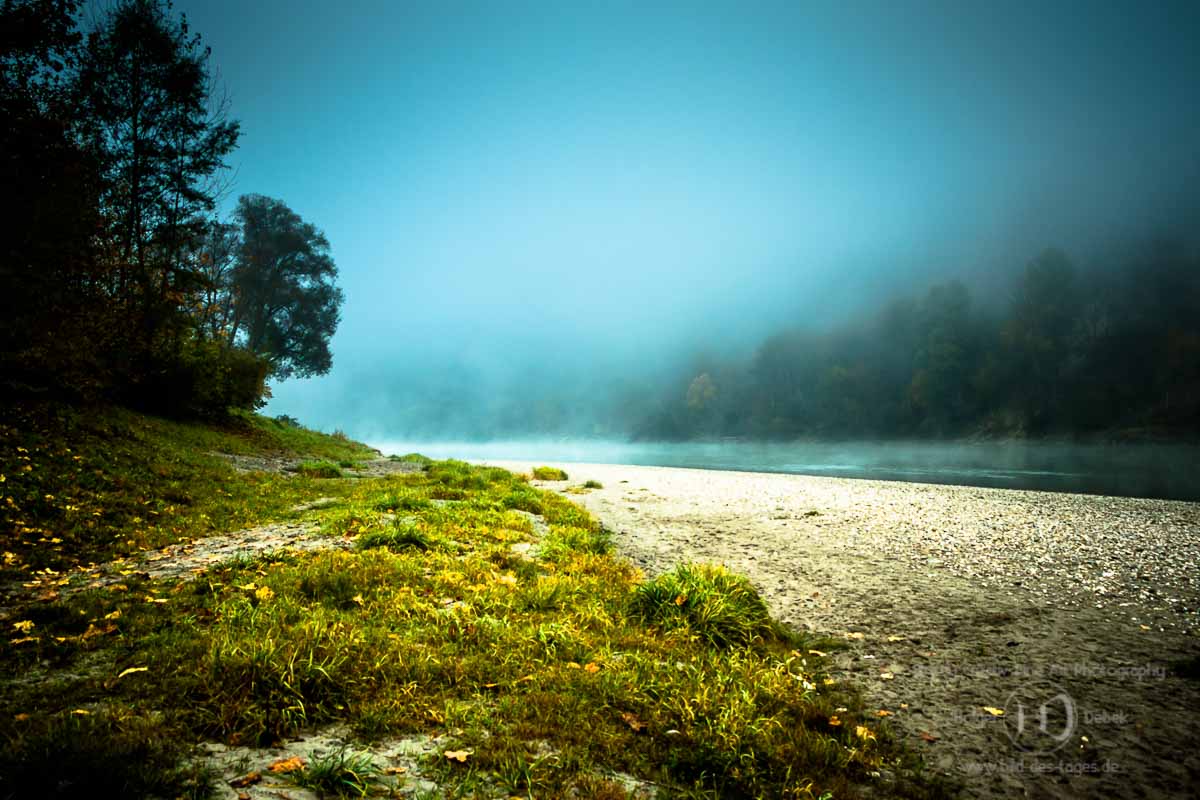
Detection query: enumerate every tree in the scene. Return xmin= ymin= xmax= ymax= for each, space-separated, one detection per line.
xmin=75 ymin=0 xmax=239 ymax=362
xmin=229 ymin=194 xmax=344 ymax=379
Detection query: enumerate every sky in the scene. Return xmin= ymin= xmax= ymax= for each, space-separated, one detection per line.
xmin=166 ymin=0 xmax=1200 ymax=440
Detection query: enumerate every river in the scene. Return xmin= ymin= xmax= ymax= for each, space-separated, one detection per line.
xmin=367 ymin=438 xmax=1200 ymax=501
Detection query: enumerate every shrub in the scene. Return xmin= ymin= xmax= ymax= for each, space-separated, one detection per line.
xmin=630 ymin=563 xmax=778 ymax=647
xmin=583 ymin=479 xmax=603 ymax=489
xmin=531 ymin=466 xmax=569 ymax=481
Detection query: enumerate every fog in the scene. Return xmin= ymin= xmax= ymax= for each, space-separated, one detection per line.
xmin=172 ymin=1 xmax=1200 ymax=452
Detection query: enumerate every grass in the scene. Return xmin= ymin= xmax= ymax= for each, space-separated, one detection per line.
xmin=0 ymin=403 xmax=949 ymax=799
xmin=296 ymin=746 xmax=381 ymax=797
xmin=296 ymin=460 xmax=344 ymax=478
xmin=531 ymin=465 xmax=569 ymax=481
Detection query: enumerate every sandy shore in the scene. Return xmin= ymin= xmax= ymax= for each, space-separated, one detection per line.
xmin=483 ymin=460 xmax=1200 ymax=799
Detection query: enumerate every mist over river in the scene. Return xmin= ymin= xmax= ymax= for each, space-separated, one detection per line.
xmin=366 ymin=438 xmax=1200 ymax=502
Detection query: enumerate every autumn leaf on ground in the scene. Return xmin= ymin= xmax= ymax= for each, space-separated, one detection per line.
xmin=828 ymin=715 xmax=842 ymax=726
xmin=444 ymin=749 xmax=472 ymax=763
xmin=880 ymin=671 xmax=895 ymax=680
xmin=268 ymin=756 xmax=306 ymax=773
xmin=876 ymin=709 xmax=893 ymax=717
xmin=674 ymin=594 xmax=687 ymax=606
xmin=887 ymin=635 xmax=906 ymax=642
xmin=11 ymin=620 xmax=34 ymax=633
xmin=621 ymin=711 xmax=646 ymax=732
xmin=920 ymin=731 xmax=939 ymax=743
xmin=807 ymin=649 xmax=827 ymax=657
xmin=117 ymin=666 xmax=149 ymax=679
xmin=844 ymin=632 xmax=864 ymax=640
xmin=982 ymin=706 xmax=1005 ymax=716
xmin=229 ymin=772 xmax=262 ymax=788
xmin=383 ymin=766 xmax=407 ymax=775
xmin=254 ymin=585 xmax=274 ymax=602
xmin=584 ymin=662 xmax=600 ymax=673
xmin=855 ymin=725 xmax=876 ymax=741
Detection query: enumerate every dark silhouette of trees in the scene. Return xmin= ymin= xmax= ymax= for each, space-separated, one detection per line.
xmin=228 ymin=194 xmax=344 ymax=379
xmin=636 ymin=238 xmax=1200 ymax=441
xmin=1 ymin=0 xmax=342 ymax=416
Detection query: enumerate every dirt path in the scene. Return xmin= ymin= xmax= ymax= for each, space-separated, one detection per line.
xmin=485 ymin=460 xmax=1200 ymax=800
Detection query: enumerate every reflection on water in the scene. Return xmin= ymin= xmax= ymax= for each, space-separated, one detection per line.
xmin=368 ymin=438 xmax=1200 ymax=502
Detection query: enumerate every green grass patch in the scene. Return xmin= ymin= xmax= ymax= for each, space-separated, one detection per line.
xmin=531 ymin=465 xmax=569 ymax=481
xmin=583 ymin=479 xmax=603 ymax=489
xmin=630 ymin=563 xmax=782 ymax=648
xmin=0 ymin=404 xmax=948 ymax=799
xmin=296 ymin=460 xmax=344 ymax=479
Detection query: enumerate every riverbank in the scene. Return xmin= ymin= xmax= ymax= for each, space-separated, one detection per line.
xmin=0 ymin=406 xmax=949 ymax=799
xmin=485 ymin=460 xmax=1200 ymax=799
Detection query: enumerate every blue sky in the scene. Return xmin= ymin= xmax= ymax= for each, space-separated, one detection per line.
xmin=167 ymin=0 xmax=1200 ymax=436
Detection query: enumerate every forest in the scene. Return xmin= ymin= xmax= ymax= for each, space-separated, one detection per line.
xmin=1 ymin=0 xmax=343 ymax=418
xmin=632 ymin=243 xmax=1200 ymax=440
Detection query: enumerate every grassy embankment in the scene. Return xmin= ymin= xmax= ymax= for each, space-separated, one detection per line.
xmin=0 ymin=404 xmax=950 ymax=799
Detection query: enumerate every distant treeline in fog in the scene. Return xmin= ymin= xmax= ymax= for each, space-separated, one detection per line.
xmin=631 ymin=241 xmax=1199 ymax=440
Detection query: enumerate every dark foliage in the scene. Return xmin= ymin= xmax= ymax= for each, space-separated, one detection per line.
xmin=0 ymin=0 xmax=341 ymax=417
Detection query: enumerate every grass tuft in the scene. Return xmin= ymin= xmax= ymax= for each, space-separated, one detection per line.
xmin=297 ymin=460 xmax=344 ymax=479
xmin=296 ymin=745 xmax=380 ymax=797
xmin=630 ymin=563 xmax=780 ymax=648
xmin=531 ymin=465 xmax=569 ymax=481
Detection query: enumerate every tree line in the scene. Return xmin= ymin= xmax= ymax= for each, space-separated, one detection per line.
xmin=634 ymin=243 xmax=1200 ymax=440
xmin=1 ymin=0 xmax=342 ymax=417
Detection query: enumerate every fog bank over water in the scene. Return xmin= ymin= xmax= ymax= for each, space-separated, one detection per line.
xmin=370 ymin=438 xmax=1200 ymax=502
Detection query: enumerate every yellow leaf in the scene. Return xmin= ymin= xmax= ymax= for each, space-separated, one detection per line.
xmin=880 ymin=671 xmax=895 ymax=680
xmin=268 ymin=756 xmax=306 ymax=773
xmin=117 ymin=666 xmax=149 ymax=679
xmin=254 ymin=585 xmax=274 ymax=602
xmin=9 ymin=637 xmax=37 ymax=645
xmin=674 ymin=594 xmax=687 ymax=606
xmin=351 ymin=593 xmax=364 ymax=605
xmin=584 ymin=662 xmax=600 ymax=674
xmin=71 ymin=709 xmax=90 ymax=716
xmin=13 ymin=713 xmax=29 ymax=722
xmin=876 ymin=709 xmax=893 ymax=717
xmin=104 ymin=609 xmax=121 ymax=620
xmin=844 ymin=632 xmax=864 ymax=640
xmin=807 ymin=649 xmax=827 ymax=657
xmin=12 ymin=620 xmax=34 ymax=633
xmin=983 ymin=706 xmax=1005 ymax=717
xmin=828 ymin=715 xmax=842 ymax=726
xmin=444 ymin=749 xmax=472 ymax=763
xmin=823 ymin=677 xmax=836 ymax=686
xmin=887 ymin=635 xmax=906 ymax=642
xmin=567 ymin=662 xmax=582 ymax=669
xmin=855 ymin=725 xmax=875 ymax=740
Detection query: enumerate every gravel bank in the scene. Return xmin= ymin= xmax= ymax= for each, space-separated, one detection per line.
xmin=484 ymin=460 xmax=1200 ymax=800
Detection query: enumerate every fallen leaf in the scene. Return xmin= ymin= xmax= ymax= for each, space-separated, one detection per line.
xmin=444 ymin=749 xmax=472 ymax=763
xmin=11 ymin=620 xmax=34 ymax=633
xmin=845 ymin=632 xmax=864 ymax=640
xmin=229 ymin=772 xmax=262 ymax=788
xmin=876 ymin=709 xmax=894 ymax=717
xmin=919 ymin=731 xmax=939 ymax=743
xmin=81 ymin=622 xmax=117 ymax=640
xmin=674 ymin=594 xmax=687 ymax=606
xmin=807 ymin=649 xmax=827 ymax=657
xmin=982 ymin=706 xmax=1005 ymax=717
xmin=828 ymin=715 xmax=842 ymax=726
xmin=254 ymin=585 xmax=274 ymax=602
xmin=104 ymin=609 xmax=121 ymax=620
xmin=584 ymin=662 xmax=600 ymax=674
xmin=855 ymin=725 xmax=876 ymax=741
xmin=13 ymin=713 xmax=29 ymax=722
xmin=886 ymin=635 xmax=906 ymax=642
xmin=880 ymin=672 xmax=895 ymax=680
xmin=351 ymin=593 xmax=364 ymax=605
xmin=268 ymin=756 xmax=306 ymax=773
xmin=621 ymin=711 xmax=646 ymax=732
xmin=9 ymin=637 xmax=37 ymax=645
xmin=117 ymin=666 xmax=149 ymax=679
xmin=71 ymin=709 xmax=90 ymax=716
xmin=383 ymin=766 xmax=407 ymax=775
xmin=567 ymin=662 xmax=582 ymax=669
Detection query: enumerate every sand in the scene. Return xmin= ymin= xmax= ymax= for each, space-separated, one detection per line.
xmin=484 ymin=460 xmax=1200 ymax=800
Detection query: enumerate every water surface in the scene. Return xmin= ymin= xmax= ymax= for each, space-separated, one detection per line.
xmin=369 ymin=438 xmax=1200 ymax=502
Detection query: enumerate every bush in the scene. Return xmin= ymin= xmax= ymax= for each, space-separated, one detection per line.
xmin=630 ymin=563 xmax=778 ymax=647
xmin=531 ymin=466 xmax=569 ymax=481
xmin=583 ymin=479 xmax=603 ymax=489
xmin=132 ymin=340 xmax=270 ymax=419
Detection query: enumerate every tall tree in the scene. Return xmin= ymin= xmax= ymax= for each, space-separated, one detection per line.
xmin=75 ymin=0 xmax=238 ymax=359
xmin=229 ymin=194 xmax=344 ymax=379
